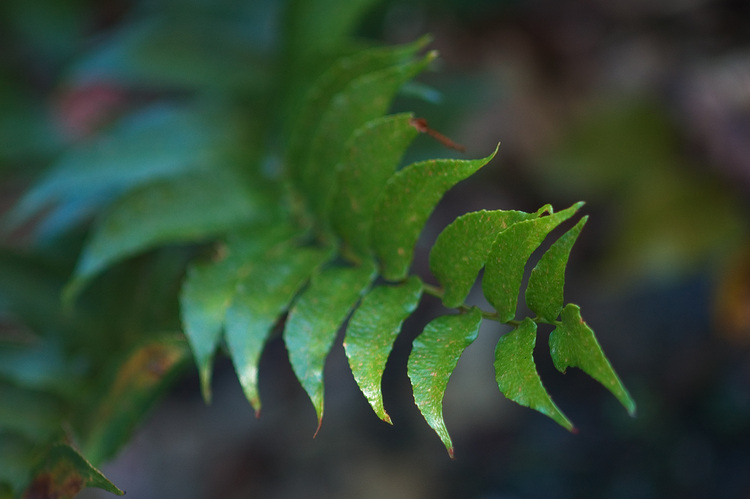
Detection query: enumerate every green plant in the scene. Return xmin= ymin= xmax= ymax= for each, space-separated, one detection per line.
xmin=0 ymin=0 xmax=635 ymax=496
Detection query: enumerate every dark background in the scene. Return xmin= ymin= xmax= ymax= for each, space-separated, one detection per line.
xmin=3 ymin=0 xmax=750 ymax=497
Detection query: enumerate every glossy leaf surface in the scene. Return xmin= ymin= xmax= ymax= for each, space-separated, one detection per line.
xmin=284 ymin=261 xmax=376 ymax=431
xmin=408 ymin=308 xmax=482 ymax=458
xmin=430 ymin=209 xmax=538 ymax=307
xmin=526 ymin=217 xmax=588 ymax=322
xmin=344 ymin=276 xmax=423 ymax=423
xmin=373 ymin=146 xmax=499 ymax=281
xmin=494 ymin=318 xmax=573 ymax=430
xmin=224 ymin=242 xmax=333 ymax=413
xmin=331 ymin=113 xmax=420 ymax=260
xmin=302 ymin=53 xmax=436 ymax=222
xmin=482 ymin=202 xmax=584 ymax=322
xmin=286 ymin=39 xmax=427 ymax=176
xmin=180 ymin=224 xmax=301 ymax=401
xmin=550 ymin=304 xmax=636 ymax=415
xmin=180 ymin=257 xmax=237 ymax=402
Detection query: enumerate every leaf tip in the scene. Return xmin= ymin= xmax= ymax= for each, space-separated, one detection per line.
xmin=199 ymin=379 xmax=212 ymax=405
xmin=313 ymin=416 xmax=323 ymax=439
xmin=485 ymin=143 xmax=501 ymax=162
xmin=425 ymin=50 xmax=439 ymax=63
xmin=61 ymin=279 xmax=84 ymax=313
xmin=447 ymin=446 xmax=455 ymax=460
xmin=624 ymin=397 xmax=637 ymax=418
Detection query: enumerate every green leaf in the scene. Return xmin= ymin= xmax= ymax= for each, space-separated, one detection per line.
xmin=224 ymin=242 xmax=333 ymax=413
xmin=0 ymin=342 xmax=82 ymax=400
xmin=407 ymin=308 xmax=482 ymax=458
xmin=525 ymin=216 xmax=588 ymax=322
xmin=285 ymin=38 xmax=428 ymax=173
xmin=0 ymin=74 xmax=60 ymax=166
xmin=549 ymin=304 xmax=636 ymax=416
xmin=72 ymin=17 xmax=271 ymax=92
xmin=301 ymin=52 xmax=437 ymax=223
xmin=0 ymin=250 xmax=70 ymax=334
xmin=285 ymin=0 xmax=381 ymax=57
xmin=429 ymin=209 xmax=539 ymax=308
xmin=0 ymin=433 xmax=35 ymax=495
xmin=65 ymin=169 xmax=275 ymax=303
xmin=0 ymin=382 xmax=64 ymax=443
xmin=284 ymin=261 xmax=377 ymax=433
xmin=494 ymin=318 xmax=573 ymax=430
xmin=374 ymin=146 xmax=500 ymax=281
xmin=482 ymin=202 xmax=584 ymax=322
xmin=331 ymin=113 xmax=420 ymax=261
xmin=180 ymin=224 xmax=301 ymax=402
xmin=344 ymin=276 xmax=423 ymax=423
xmin=82 ymin=336 xmax=190 ymax=465
xmin=181 ymin=257 xmax=238 ymax=403
xmin=26 ymin=443 xmax=123 ymax=497
xmin=7 ymin=104 xmax=247 ymax=231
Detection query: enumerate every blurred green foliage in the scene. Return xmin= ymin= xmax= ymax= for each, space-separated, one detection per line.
xmin=0 ymin=0 xmax=640 ymax=497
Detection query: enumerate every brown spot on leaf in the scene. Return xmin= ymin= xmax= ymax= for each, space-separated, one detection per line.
xmin=24 ymin=470 xmax=84 ymax=499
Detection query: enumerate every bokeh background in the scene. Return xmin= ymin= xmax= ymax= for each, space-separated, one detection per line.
xmin=2 ymin=0 xmax=750 ymax=497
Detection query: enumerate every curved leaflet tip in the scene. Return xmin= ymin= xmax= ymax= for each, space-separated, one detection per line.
xmin=284 ymin=261 xmax=377 ymax=435
xmin=407 ymin=308 xmax=483 ymax=458
xmin=525 ymin=216 xmax=588 ymax=322
xmin=482 ymin=202 xmax=584 ymax=323
xmin=373 ymin=145 xmax=500 ymax=282
xmin=430 ymin=209 xmax=538 ymax=308
xmin=344 ymin=276 xmax=423 ymax=423
xmin=549 ymin=304 xmax=637 ymax=416
xmin=495 ymin=318 xmax=574 ymax=430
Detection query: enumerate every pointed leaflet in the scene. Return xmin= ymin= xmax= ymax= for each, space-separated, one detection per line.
xmin=430 ymin=210 xmax=539 ymax=308
xmin=373 ymin=146 xmax=499 ymax=281
xmin=526 ymin=217 xmax=588 ymax=322
xmin=224 ymin=241 xmax=333 ymax=413
xmin=180 ymin=224 xmax=301 ymax=402
xmin=180 ymin=259 xmax=234 ymax=403
xmin=284 ymin=261 xmax=377 ymax=433
xmin=301 ymin=52 xmax=437 ymax=223
xmin=344 ymin=276 xmax=423 ymax=423
xmin=331 ymin=113 xmax=420 ymax=261
xmin=65 ymin=170 xmax=277 ymax=302
xmin=549 ymin=304 xmax=636 ymax=416
xmin=407 ymin=308 xmax=482 ymax=458
xmin=26 ymin=443 xmax=123 ymax=498
xmin=285 ymin=37 xmax=429 ymax=174
xmin=482 ymin=202 xmax=584 ymax=323
xmin=494 ymin=318 xmax=573 ymax=430
xmin=81 ymin=337 xmax=190 ymax=465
